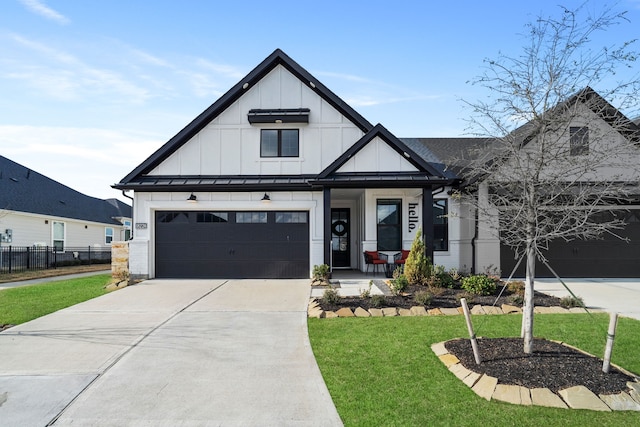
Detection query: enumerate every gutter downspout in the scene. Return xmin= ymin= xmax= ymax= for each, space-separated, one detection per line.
xmin=121 ymin=190 xmax=134 ymax=240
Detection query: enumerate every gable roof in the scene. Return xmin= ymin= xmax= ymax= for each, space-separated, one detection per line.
xmin=318 ymin=124 xmax=447 ymax=179
xmin=1 ymin=155 xmax=131 ymax=224
xmin=116 ymin=49 xmax=375 ymax=186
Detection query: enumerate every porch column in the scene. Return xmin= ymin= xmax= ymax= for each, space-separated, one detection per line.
xmin=422 ymin=186 xmax=434 ymax=261
xmin=323 ymin=187 xmax=331 ymax=268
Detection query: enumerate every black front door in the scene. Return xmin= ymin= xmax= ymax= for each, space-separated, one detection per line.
xmin=331 ymin=208 xmax=350 ymax=268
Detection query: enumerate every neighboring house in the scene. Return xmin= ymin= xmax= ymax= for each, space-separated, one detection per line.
xmin=0 ymin=155 xmax=132 ymax=250
xmin=114 ymin=49 xmax=640 ymax=280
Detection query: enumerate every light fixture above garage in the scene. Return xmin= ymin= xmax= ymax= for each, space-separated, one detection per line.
xmin=261 ymin=193 xmax=271 ymax=203
xmin=187 ymin=193 xmax=197 ymax=203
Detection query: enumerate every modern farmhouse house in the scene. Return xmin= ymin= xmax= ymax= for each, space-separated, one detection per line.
xmin=114 ymin=49 xmax=640 ymax=280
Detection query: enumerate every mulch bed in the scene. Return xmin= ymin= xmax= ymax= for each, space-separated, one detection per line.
xmin=316 ymin=283 xmax=562 ymax=311
xmin=445 ymin=337 xmax=636 ymax=395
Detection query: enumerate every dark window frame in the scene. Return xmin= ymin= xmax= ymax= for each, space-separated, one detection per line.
xmin=433 ymin=199 xmax=448 ymax=251
xmin=260 ymin=129 xmax=299 ymax=158
xmin=376 ymin=199 xmax=402 ymax=251
xmin=570 ymin=126 xmax=589 ymax=156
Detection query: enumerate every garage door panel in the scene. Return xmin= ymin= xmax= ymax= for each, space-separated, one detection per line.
xmin=155 ymin=211 xmax=309 ymax=279
xmin=501 ymin=217 xmax=640 ymax=278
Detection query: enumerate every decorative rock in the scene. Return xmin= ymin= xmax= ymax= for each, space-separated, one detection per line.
xmin=382 ymin=307 xmax=398 ymax=317
xmin=472 ymin=374 xmax=498 ymax=401
xmin=430 ymin=342 xmax=448 ymax=356
xmin=501 ymin=304 xmax=522 ymax=314
xmin=520 ymin=386 xmax=532 ymax=405
xmin=449 ymin=363 xmax=473 ymax=381
xmin=438 ymin=353 xmax=460 ymax=368
xmin=530 ymin=388 xmax=568 ymax=408
xmin=629 ymin=389 xmax=640 ymax=405
xmin=470 ymin=305 xmax=486 ymax=315
xmin=483 ymin=306 xmax=503 ymax=315
xmin=308 ymin=308 xmax=325 ymax=318
xmin=462 ymin=371 xmax=481 ymax=388
xmin=368 ymin=308 xmax=384 ymax=317
xmin=336 ymin=307 xmax=355 ymax=317
xmin=354 ymin=307 xmax=370 ymax=317
xmin=410 ymin=306 xmax=428 ymax=316
xmin=627 ymin=382 xmax=640 ymax=395
xmin=324 ymin=311 xmax=338 ymax=318
xmin=493 ymin=384 xmax=525 ymax=405
xmin=440 ymin=308 xmax=460 ymax=316
xmin=398 ymin=308 xmax=412 ymax=316
xmin=535 ymin=306 xmax=568 ymax=314
xmin=427 ymin=308 xmax=443 ymax=316
xmin=599 ymin=392 xmax=640 ymax=411
xmin=558 ymin=386 xmax=611 ymax=411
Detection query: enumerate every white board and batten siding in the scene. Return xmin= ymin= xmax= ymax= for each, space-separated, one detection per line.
xmin=147 ymin=65 xmax=364 ymax=177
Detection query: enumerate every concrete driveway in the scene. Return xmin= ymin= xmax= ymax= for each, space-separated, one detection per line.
xmin=535 ymin=278 xmax=640 ymax=320
xmin=0 ymin=279 xmax=343 ymax=427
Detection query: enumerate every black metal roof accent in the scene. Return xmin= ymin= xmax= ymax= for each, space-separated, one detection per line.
xmin=117 ymin=49 xmax=374 ymax=186
xmin=317 ymin=123 xmax=446 ymax=179
xmin=248 ymin=108 xmax=310 ymax=124
xmin=112 ymin=175 xmax=320 ymax=192
xmin=1 ymin=155 xmax=131 ymax=224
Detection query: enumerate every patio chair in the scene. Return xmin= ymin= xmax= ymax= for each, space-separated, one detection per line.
xmin=394 ymin=250 xmax=410 ymax=265
xmin=364 ymin=251 xmax=388 ymax=275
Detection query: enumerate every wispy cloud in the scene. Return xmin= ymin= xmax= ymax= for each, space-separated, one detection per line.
xmin=0 ymin=125 xmax=163 ymax=198
xmin=18 ymin=0 xmax=70 ymax=25
xmin=6 ymin=33 xmax=150 ymax=102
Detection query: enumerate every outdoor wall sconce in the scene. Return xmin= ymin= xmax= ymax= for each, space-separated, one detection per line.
xmin=187 ymin=193 xmax=197 ymax=203
xmin=261 ymin=193 xmax=271 ymax=203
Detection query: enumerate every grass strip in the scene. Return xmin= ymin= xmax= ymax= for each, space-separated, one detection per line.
xmin=0 ymin=274 xmax=111 ymax=325
xmin=308 ymin=314 xmax=640 ymax=426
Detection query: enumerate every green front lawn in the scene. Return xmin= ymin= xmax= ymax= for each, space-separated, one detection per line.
xmin=0 ymin=274 xmax=111 ymax=325
xmin=308 ymin=314 xmax=640 ymax=426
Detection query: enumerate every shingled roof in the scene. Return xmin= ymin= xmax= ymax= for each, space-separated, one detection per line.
xmin=1 ymin=155 xmax=131 ymax=225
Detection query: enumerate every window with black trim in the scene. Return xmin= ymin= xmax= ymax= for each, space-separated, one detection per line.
xmin=197 ymin=212 xmax=228 ymax=223
xmin=570 ymin=126 xmax=589 ymax=156
xmin=433 ymin=199 xmax=448 ymax=251
xmin=377 ymin=199 xmax=402 ymax=251
xmin=260 ymin=129 xmax=299 ymax=157
xmin=236 ymin=212 xmax=267 ymax=223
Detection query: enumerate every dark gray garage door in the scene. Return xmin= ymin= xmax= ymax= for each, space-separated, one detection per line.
xmin=155 ymin=211 xmax=309 ymax=279
xmin=501 ymin=211 xmax=640 ymax=278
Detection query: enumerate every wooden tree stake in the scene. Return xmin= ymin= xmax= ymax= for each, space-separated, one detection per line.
xmin=460 ymin=298 xmax=482 ymax=365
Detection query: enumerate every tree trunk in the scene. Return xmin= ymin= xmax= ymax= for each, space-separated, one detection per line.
xmin=521 ymin=237 xmax=536 ymax=354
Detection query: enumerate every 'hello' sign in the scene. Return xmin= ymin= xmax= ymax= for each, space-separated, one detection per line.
xmin=408 ymin=202 xmax=419 ymax=232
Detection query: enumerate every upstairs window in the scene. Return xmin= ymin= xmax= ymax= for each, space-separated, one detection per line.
xmin=570 ymin=126 xmax=589 ymax=156
xmin=261 ymin=129 xmax=299 ymax=157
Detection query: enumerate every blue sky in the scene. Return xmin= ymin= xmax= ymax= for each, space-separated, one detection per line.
xmin=1 ymin=0 xmax=639 ymax=201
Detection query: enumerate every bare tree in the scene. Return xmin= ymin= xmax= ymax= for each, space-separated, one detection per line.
xmin=458 ymin=3 xmax=640 ymax=353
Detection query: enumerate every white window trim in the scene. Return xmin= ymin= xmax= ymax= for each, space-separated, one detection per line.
xmin=105 ymin=227 xmax=114 ymax=245
xmin=52 ymin=221 xmax=65 ymax=252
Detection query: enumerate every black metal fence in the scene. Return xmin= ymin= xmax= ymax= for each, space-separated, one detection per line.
xmin=0 ymin=246 xmax=111 ymax=274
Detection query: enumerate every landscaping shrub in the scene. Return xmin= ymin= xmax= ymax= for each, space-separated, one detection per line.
xmin=360 ymin=281 xmax=373 ymax=298
xmin=506 ymin=280 xmax=525 ymax=296
xmin=312 ymin=264 xmax=330 ymax=285
xmin=560 ymin=295 xmax=585 ymax=308
xmin=321 ymin=287 xmax=340 ymax=305
xmin=413 ymin=290 xmax=433 ymax=306
xmin=389 ymin=274 xmax=409 ymax=295
xmin=370 ymin=294 xmax=386 ymax=308
xmin=404 ymin=227 xmax=432 ymax=286
xmin=461 ymin=274 xmax=497 ymax=296
xmin=430 ymin=264 xmax=457 ymax=289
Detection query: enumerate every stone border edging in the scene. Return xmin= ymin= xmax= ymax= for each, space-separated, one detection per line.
xmin=308 ymin=298 xmax=598 ymax=319
xmin=431 ymin=340 xmax=640 ymax=411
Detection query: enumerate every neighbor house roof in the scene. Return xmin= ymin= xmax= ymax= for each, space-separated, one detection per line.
xmin=1 ymin=155 xmax=131 ymax=225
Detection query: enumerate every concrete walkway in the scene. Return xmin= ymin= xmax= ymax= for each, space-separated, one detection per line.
xmin=0 ymin=279 xmax=343 ymax=427
xmin=534 ymin=278 xmax=640 ymax=320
